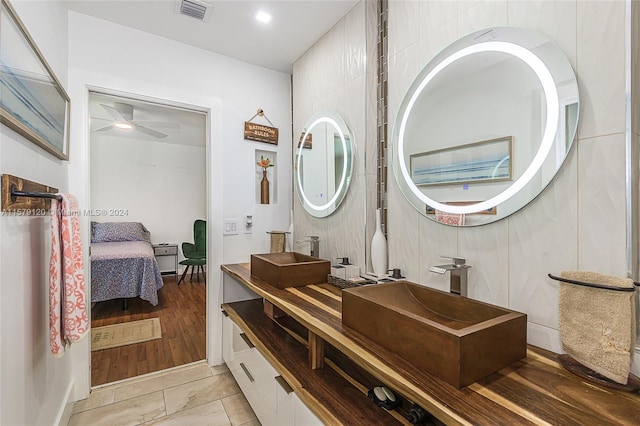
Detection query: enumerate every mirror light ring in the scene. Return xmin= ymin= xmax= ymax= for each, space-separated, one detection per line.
xmin=398 ymin=41 xmax=560 ymax=215
xmin=296 ymin=116 xmax=349 ymax=211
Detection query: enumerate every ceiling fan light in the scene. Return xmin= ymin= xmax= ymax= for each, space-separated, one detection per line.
xmin=114 ymin=122 xmax=133 ymax=129
xmin=255 ymin=10 xmax=272 ymax=24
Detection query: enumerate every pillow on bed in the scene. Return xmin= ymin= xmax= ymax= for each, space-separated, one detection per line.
xmin=91 ymin=222 xmax=151 ymax=243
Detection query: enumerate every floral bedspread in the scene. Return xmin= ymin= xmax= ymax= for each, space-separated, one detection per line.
xmin=90 ymin=241 xmax=164 ymax=306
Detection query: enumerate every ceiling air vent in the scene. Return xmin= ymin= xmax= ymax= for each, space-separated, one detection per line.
xmin=175 ymin=0 xmax=212 ymax=22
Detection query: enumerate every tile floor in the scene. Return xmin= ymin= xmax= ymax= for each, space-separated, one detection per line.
xmin=69 ymin=361 xmax=260 ymax=426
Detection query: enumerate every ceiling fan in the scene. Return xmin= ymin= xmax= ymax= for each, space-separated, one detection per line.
xmin=93 ymin=102 xmax=180 ymax=139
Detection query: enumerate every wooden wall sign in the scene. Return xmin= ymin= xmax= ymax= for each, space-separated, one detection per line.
xmin=297 ymin=132 xmax=312 ymax=149
xmin=244 ymin=122 xmax=278 ymax=145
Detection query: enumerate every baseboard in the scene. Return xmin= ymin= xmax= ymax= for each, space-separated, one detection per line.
xmin=54 ymin=380 xmax=75 ymax=426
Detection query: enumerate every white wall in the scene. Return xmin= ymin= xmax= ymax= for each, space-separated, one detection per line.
xmin=0 ymin=1 xmax=77 ymax=425
xmin=292 ymin=1 xmax=369 ymax=269
xmin=66 ymin=10 xmax=292 ymax=400
xmin=385 ymin=0 xmax=630 ymax=358
xmin=90 ymin=136 xmax=207 ymax=256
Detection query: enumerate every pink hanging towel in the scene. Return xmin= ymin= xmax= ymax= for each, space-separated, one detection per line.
xmin=49 ymin=194 xmax=88 ymax=357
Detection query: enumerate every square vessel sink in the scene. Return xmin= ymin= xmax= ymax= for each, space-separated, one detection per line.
xmin=250 ymin=252 xmax=330 ymax=289
xmin=342 ymin=281 xmax=527 ymax=388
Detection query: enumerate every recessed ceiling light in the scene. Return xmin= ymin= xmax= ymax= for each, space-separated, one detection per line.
xmin=255 ymin=10 xmax=272 ymax=24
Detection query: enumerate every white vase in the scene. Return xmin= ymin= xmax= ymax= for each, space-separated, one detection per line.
xmin=287 ymin=209 xmax=294 ymax=251
xmin=371 ymin=208 xmax=388 ymax=276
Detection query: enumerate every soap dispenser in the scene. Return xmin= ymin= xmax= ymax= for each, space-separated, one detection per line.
xmin=331 ymin=257 xmax=360 ymax=280
xmin=387 ymin=268 xmax=404 ymax=280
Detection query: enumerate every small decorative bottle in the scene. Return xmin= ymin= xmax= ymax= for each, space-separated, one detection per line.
xmin=260 ymin=170 xmax=269 ymax=204
xmin=371 ymin=208 xmax=388 ymax=276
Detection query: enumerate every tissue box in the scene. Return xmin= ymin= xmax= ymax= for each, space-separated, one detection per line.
xmin=331 ymin=265 xmax=346 ymax=280
xmin=344 ymin=264 xmax=360 ymax=279
xmin=331 ymin=265 xmax=360 ymax=280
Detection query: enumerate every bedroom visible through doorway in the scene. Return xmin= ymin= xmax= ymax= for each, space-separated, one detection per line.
xmin=88 ymin=90 xmax=208 ymax=386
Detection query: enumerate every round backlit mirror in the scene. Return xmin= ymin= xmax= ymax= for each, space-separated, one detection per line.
xmin=295 ymin=111 xmax=354 ymax=218
xmin=390 ymin=27 xmax=579 ymax=226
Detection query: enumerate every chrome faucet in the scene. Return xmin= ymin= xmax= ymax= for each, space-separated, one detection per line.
xmin=428 ymin=256 xmax=471 ymax=296
xmin=296 ymin=236 xmax=320 ymax=257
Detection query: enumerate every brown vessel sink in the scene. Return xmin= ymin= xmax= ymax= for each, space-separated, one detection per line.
xmin=342 ymin=281 xmax=527 ymax=388
xmin=250 ymin=252 xmax=331 ymax=289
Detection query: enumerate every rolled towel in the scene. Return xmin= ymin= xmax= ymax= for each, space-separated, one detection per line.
xmin=558 ymin=271 xmax=636 ymax=384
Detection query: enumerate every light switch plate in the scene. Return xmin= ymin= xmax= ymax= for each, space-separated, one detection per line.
xmin=223 ymin=218 xmax=240 ymax=235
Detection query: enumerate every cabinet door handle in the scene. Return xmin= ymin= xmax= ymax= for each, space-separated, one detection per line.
xmin=239 ymin=333 xmax=255 ymax=348
xmin=275 ymin=375 xmax=293 ymax=394
xmin=239 ymin=362 xmax=254 ymax=382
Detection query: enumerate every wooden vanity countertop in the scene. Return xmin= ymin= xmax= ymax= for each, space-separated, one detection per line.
xmin=222 ymin=263 xmax=640 ymax=425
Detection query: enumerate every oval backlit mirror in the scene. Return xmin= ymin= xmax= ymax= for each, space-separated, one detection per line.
xmin=295 ymin=111 xmax=354 ymax=218
xmin=390 ymin=27 xmax=579 ymax=226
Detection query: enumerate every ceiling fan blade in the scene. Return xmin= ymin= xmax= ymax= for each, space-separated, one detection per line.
xmin=113 ymin=102 xmax=134 ymax=121
xmin=131 ymin=121 xmax=182 ymax=129
xmin=91 ymin=117 xmax=111 ymax=123
xmin=100 ymin=104 xmax=127 ymax=121
xmin=134 ymin=124 xmax=168 ymax=139
xmin=94 ymin=124 xmax=115 ymax=132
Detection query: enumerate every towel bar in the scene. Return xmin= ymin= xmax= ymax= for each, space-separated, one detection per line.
xmin=11 ymin=185 xmax=62 ymax=201
xmin=548 ymin=273 xmax=639 ymax=292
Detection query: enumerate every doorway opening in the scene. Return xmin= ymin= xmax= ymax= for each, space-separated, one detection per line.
xmin=88 ymin=89 xmax=208 ymax=386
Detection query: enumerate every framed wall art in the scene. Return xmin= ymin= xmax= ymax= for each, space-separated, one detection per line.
xmin=410 ymin=136 xmax=513 ymax=186
xmin=0 ymin=0 xmax=70 ymax=160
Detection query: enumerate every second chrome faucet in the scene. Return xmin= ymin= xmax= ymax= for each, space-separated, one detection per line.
xmin=296 ymin=236 xmax=320 ymax=257
xmin=429 ymin=256 xmax=471 ymax=296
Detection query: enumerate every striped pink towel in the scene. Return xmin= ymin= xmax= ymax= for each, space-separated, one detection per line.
xmin=49 ymin=194 xmax=88 ymax=357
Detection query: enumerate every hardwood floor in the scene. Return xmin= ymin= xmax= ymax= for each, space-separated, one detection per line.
xmin=91 ymin=274 xmax=206 ymax=386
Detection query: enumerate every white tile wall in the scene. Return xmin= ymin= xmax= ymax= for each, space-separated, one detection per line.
xmin=576 ymin=0 xmax=626 ymax=139
xmin=577 ymin=133 xmax=627 ymax=274
xmin=294 ymin=0 xmax=635 ymax=358
xmin=387 ymin=0 xmax=424 ymax=58
xmin=387 ymin=181 xmax=421 ymax=280
xmin=458 ymin=220 xmax=509 ymax=307
xmin=383 ymin=0 xmax=631 ymax=355
xmin=457 ymin=0 xmax=508 ymax=37
xmin=292 ymin=2 xmax=369 ymax=270
xmin=507 ymin=1 xmax=577 ymax=68
xmin=508 ymin=145 xmax=578 ymax=330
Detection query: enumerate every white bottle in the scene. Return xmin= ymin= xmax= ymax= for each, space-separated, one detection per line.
xmin=371 ymin=208 xmax=388 ymax=276
xmin=287 ymin=209 xmax=294 ymax=251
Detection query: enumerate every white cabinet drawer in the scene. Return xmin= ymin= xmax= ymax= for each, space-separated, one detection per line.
xmin=246 ymin=347 xmax=278 ymax=412
xmin=223 ymin=314 xmax=253 ymax=364
xmin=293 ymin=394 xmax=324 ymax=426
xmin=222 ymin=314 xmax=233 ymax=365
xmin=223 ymin=314 xmax=323 ymax=426
xmin=232 ymin=323 xmax=253 ymax=353
xmin=153 ymin=245 xmax=177 ymax=255
xmin=233 ymin=349 xmax=278 ymax=426
xmin=275 ymin=376 xmax=295 ymax=425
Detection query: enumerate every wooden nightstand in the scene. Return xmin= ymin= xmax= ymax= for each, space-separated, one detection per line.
xmin=153 ymin=243 xmax=178 ymax=275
